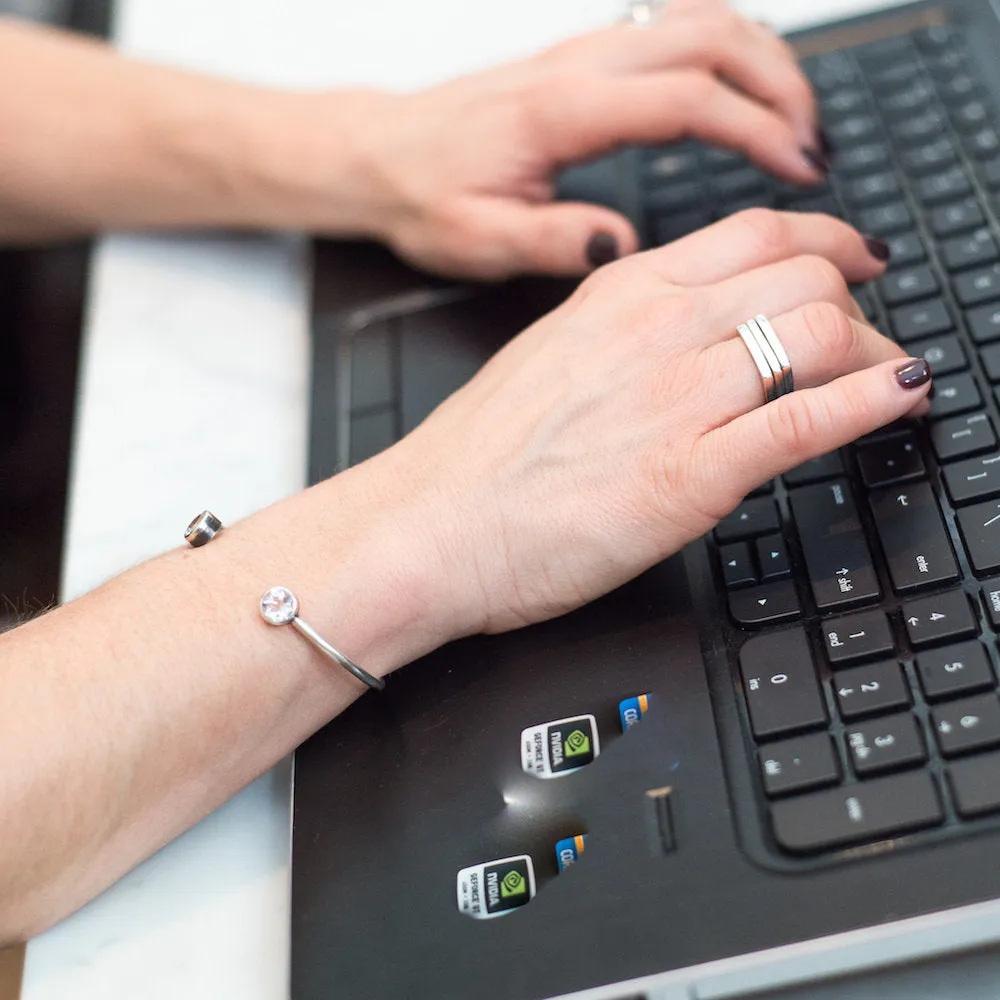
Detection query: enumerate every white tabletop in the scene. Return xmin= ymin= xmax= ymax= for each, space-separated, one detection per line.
xmin=21 ymin=1 xmax=892 ymax=997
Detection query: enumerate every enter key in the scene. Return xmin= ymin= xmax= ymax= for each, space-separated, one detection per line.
xmin=870 ymin=482 xmax=959 ymax=593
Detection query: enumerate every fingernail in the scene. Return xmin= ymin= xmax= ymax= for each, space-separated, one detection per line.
xmin=895 ymin=358 xmax=932 ymax=390
xmin=586 ymin=232 xmax=619 ymax=269
xmin=816 ymin=126 xmax=835 ymax=160
xmin=802 ymin=146 xmax=830 ymax=176
xmin=864 ymin=235 xmax=891 ymax=262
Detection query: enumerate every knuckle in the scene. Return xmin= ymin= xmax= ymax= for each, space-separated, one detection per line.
xmin=797 ymin=300 xmax=858 ymax=362
xmin=793 ymin=253 xmax=849 ymax=301
xmin=765 ymin=395 xmax=826 ymax=457
xmin=730 ymin=208 xmax=791 ymax=257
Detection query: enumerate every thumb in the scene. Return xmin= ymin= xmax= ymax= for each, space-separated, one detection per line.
xmin=475 ymin=200 xmax=639 ymax=278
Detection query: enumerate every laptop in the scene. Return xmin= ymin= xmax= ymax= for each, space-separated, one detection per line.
xmin=293 ymin=1 xmax=1000 ymax=996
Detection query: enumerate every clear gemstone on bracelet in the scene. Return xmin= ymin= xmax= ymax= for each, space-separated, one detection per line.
xmin=260 ymin=586 xmax=298 ymax=625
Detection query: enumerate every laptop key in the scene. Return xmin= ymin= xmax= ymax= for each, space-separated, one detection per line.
xmin=719 ymin=542 xmax=756 ymax=588
xmin=914 ymin=166 xmax=970 ymax=205
xmin=856 ymin=431 xmax=925 ymax=487
xmin=835 ymin=662 xmax=911 ymax=720
xmin=983 ymin=578 xmax=1000 ymax=626
xmin=943 ymin=452 xmax=1000 ymax=504
xmin=821 ymin=609 xmax=895 ymax=667
xmin=890 ymin=298 xmax=952 ymax=342
xmin=837 ymin=142 xmax=890 ymax=175
xmin=843 ymin=171 xmax=899 ymax=207
xmin=927 ymin=373 xmax=981 ymax=419
xmin=759 ymin=733 xmax=840 ymax=798
xmin=931 ymin=412 xmax=996 ymax=461
xmin=908 ymin=333 xmax=966 ymax=375
xmin=870 ymin=482 xmax=959 ymax=593
xmin=782 ymin=451 xmax=845 ymax=487
xmin=714 ymin=497 xmax=779 ymax=543
xmin=822 ymin=87 xmax=868 ymax=117
xmin=900 ymin=137 xmax=956 ymax=174
xmin=878 ymin=264 xmax=938 ymax=306
xmin=965 ymin=126 xmax=1000 ymax=159
xmin=916 ymin=640 xmax=995 ymax=701
xmin=883 ymin=230 xmax=925 ymax=268
xmin=957 ymin=499 xmax=1000 ymax=575
xmin=653 ymin=210 xmax=711 ymax=245
xmin=967 ymin=301 xmax=1000 ymax=345
xmin=979 ymin=157 xmax=1000 ymax=189
xmin=902 ymin=590 xmax=978 ymax=648
xmin=828 ymin=114 xmax=880 ymax=145
xmin=846 ymin=714 xmax=926 ymax=775
xmin=941 ymin=228 xmax=998 ymax=272
xmin=789 ymin=479 xmax=881 ymax=611
xmin=954 ymin=100 xmax=993 ymax=133
xmin=755 ymin=534 xmax=790 ymax=580
xmin=739 ymin=629 xmax=826 ymax=740
xmin=771 ymin=771 xmax=942 ymax=853
xmin=949 ymin=752 xmax=1000 ymax=817
xmin=890 ymin=108 xmax=946 ymax=145
xmin=729 ymin=579 xmax=800 ymax=626
xmin=929 ymin=197 xmax=984 ymax=237
xmin=854 ymin=201 xmax=911 ymax=237
xmin=932 ymin=693 xmax=1000 ymax=756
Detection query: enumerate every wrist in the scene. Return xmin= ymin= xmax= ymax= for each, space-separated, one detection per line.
xmin=230 ymin=87 xmax=410 ymax=239
xmin=243 ymin=451 xmax=472 ymax=681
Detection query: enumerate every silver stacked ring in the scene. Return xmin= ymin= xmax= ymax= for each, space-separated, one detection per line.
xmin=622 ymin=0 xmax=666 ymax=29
xmin=737 ymin=314 xmax=794 ymax=404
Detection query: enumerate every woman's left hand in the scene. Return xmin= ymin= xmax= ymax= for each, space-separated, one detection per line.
xmin=330 ymin=0 xmax=825 ymax=279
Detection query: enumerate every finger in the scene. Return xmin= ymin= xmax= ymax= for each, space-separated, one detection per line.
xmin=695 ymin=304 xmax=908 ymax=431
xmin=459 ymin=199 xmax=640 ymax=279
xmin=592 ymin=12 xmax=819 ymax=149
xmin=694 ymin=357 xmax=933 ymax=506
xmin=533 ymin=69 xmax=823 ymax=186
xmin=694 ymin=253 xmax=866 ymax=343
xmin=637 ymin=208 xmax=889 ymax=286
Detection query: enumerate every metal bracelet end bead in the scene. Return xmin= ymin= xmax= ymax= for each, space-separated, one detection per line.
xmin=185 ymin=510 xmax=223 ymax=547
xmin=259 ymin=586 xmax=386 ymax=691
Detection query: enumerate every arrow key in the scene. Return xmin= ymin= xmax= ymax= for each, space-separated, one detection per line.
xmin=834 ymin=660 xmax=911 ymax=719
xmin=821 ymin=609 xmax=895 ymax=667
xmin=755 ymin=534 xmax=791 ymax=581
xmin=720 ymin=541 xmax=756 ymax=589
xmin=902 ymin=590 xmax=978 ymax=647
xmin=714 ymin=497 xmax=780 ymax=544
xmin=729 ymin=579 xmax=801 ymax=627
xmin=932 ymin=692 xmax=1000 ymax=756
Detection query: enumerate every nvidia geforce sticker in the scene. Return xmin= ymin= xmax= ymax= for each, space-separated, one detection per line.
xmin=520 ymin=714 xmax=600 ymax=778
xmin=456 ymin=855 xmax=536 ymax=919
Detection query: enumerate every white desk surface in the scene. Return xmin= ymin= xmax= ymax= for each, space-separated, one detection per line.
xmin=20 ymin=1 xmax=894 ymax=997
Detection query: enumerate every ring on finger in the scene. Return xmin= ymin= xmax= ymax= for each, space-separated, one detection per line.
xmin=737 ymin=314 xmax=794 ymax=404
xmin=621 ymin=0 xmax=667 ymax=29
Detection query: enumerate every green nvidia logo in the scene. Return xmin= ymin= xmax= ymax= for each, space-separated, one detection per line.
xmin=500 ymin=870 xmax=527 ymax=898
xmin=564 ymin=729 xmax=591 ymax=758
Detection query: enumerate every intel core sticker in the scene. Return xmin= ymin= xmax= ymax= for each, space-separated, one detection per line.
xmin=520 ymin=714 xmax=600 ymax=778
xmin=456 ymin=855 xmax=536 ymax=919
xmin=619 ymin=694 xmax=651 ymax=732
xmin=555 ymin=835 xmax=587 ymax=872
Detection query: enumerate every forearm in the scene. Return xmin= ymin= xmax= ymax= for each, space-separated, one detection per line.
xmin=0 ymin=18 xmax=387 ymax=240
xmin=0 ymin=449 xmax=456 ymax=942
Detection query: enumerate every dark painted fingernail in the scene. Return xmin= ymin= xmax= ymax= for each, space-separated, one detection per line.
xmin=864 ymin=235 xmax=891 ymax=261
xmin=802 ymin=146 xmax=830 ymax=176
xmin=586 ymin=232 xmax=619 ymax=270
xmin=816 ymin=126 xmax=835 ymax=160
xmin=895 ymin=358 xmax=932 ymax=390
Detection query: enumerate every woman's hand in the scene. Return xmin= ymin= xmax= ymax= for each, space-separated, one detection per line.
xmin=377 ymin=210 xmax=930 ymax=639
xmin=334 ymin=0 xmax=827 ymax=278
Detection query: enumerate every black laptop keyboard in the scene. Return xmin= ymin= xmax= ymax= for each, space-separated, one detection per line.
xmin=639 ymin=23 xmax=1000 ymax=859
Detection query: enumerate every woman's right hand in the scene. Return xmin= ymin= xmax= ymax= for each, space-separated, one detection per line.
xmin=372 ymin=209 xmax=931 ymax=646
